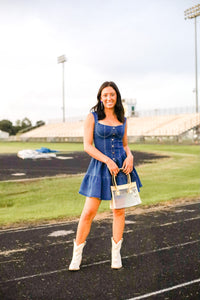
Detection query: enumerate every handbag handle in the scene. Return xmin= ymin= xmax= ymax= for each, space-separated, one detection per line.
xmin=112 ymin=168 xmax=132 ymax=194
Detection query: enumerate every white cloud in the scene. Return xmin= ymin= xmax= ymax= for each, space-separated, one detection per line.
xmin=0 ymin=0 xmax=199 ymax=123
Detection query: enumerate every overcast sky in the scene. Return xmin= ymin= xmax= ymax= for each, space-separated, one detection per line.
xmin=0 ymin=0 xmax=199 ymax=124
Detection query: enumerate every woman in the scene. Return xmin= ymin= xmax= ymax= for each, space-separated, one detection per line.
xmin=69 ymin=81 xmax=142 ymax=271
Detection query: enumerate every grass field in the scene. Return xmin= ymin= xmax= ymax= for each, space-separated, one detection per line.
xmin=0 ymin=141 xmax=84 ymax=154
xmin=0 ymin=142 xmax=199 ymax=228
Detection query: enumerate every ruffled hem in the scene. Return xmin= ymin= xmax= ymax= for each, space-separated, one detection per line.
xmin=130 ymin=168 xmax=142 ymax=192
xmin=79 ymin=174 xmax=112 ymax=200
xmin=79 ymin=157 xmax=142 ymax=201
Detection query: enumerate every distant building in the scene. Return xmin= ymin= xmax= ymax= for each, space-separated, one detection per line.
xmin=122 ymin=99 xmax=137 ymax=117
xmin=0 ymin=130 xmax=9 ymax=139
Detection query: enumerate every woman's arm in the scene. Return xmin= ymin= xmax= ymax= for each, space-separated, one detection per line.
xmin=122 ymin=121 xmax=134 ymax=175
xmin=84 ymin=113 xmax=119 ymax=175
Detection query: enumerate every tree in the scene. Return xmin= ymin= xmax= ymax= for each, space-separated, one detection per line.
xmin=0 ymin=119 xmax=14 ymax=135
xmin=13 ymin=120 xmax=22 ymax=135
xmin=21 ymin=117 xmax=32 ymax=129
xmin=36 ymin=120 xmax=45 ymax=127
xmin=15 ymin=119 xmax=21 ymax=127
xmin=0 ymin=118 xmax=45 ymax=135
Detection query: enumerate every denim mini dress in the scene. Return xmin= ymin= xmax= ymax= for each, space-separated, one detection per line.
xmin=79 ymin=112 xmax=142 ymax=200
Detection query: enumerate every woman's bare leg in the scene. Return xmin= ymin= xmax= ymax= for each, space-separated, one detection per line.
xmin=75 ymin=197 xmax=101 ymax=245
xmin=112 ymin=208 xmax=125 ymax=243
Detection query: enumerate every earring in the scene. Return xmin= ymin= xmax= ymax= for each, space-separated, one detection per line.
xmin=101 ymin=101 xmax=104 ymax=110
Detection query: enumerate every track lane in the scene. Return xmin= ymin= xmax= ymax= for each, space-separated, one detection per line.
xmin=0 ymin=202 xmax=199 ymax=299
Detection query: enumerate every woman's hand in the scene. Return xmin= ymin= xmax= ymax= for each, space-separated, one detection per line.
xmin=122 ymin=155 xmax=134 ymax=175
xmin=106 ymin=158 xmax=120 ymax=176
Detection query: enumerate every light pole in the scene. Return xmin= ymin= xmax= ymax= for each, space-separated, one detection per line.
xmin=184 ymin=4 xmax=200 ymax=113
xmin=57 ymin=55 xmax=67 ymax=122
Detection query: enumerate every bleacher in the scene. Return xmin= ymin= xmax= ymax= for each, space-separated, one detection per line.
xmin=20 ymin=113 xmax=200 ymax=141
xmin=127 ymin=113 xmax=200 ymax=136
xmin=20 ymin=121 xmax=84 ymax=141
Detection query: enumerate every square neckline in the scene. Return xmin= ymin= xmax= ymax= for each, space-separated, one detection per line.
xmin=97 ymin=122 xmax=124 ymax=127
xmin=92 ymin=111 xmax=125 ymax=127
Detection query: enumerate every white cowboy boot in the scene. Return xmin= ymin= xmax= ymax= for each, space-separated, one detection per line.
xmin=111 ymin=237 xmax=123 ymax=269
xmin=69 ymin=240 xmax=86 ymax=271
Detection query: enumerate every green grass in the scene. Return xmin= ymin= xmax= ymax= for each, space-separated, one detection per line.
xmin=138 ymin=152 xmax=200 ymax=204
xmin=130 ymin=143 xmax=200 ymax=155
xmin=0 ymin=141 xmax=84 ymax=154
xmin=130 ymin=144 xmax=200 ymax=205
xmin=0 ymin=143 xmax=199 ymax=227
xmin=0 ymin=177 xmax=110 ymax=227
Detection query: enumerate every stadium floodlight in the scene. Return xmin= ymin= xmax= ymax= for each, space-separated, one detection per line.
xmin=57 ymin=55 xmax=67 ymax=122
xmin=184 ymin=4 xmax=200 ymax=113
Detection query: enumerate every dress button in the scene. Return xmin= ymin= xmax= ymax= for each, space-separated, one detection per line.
xmin=112 ymin=145 xmax=114 ymax=147
xmin=112 ymin=152 xmax=115 ymax=154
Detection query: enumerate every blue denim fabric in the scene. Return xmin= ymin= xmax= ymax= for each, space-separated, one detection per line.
xmin=79 ymin=112 xmax=142 ymax=200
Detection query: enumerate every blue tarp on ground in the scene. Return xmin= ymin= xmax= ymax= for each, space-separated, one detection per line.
xmin=35 ymin=147 xmax=59 ymax=153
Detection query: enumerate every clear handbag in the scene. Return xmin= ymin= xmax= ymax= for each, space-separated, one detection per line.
xmin=110 ymin=168 xmax=141 ymax=209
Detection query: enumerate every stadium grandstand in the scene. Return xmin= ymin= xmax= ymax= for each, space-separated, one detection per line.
xmin=19 ymin=110 xmax=200 ymax=143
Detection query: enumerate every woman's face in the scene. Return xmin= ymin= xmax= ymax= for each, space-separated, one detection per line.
xmin=101 ymin=86 xmax=117 ymax=109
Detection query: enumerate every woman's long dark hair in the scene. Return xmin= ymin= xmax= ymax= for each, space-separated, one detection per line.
xmin=91 ymin=81 xmax=125 ymax=123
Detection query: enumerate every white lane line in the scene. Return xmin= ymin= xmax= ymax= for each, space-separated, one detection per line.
xmin=1 ymin=214 xmax=199 ymax=236
xmin=0 ymin=222 xmax=75 ymax=234
xmin=0 ymin=248 xmax=27 ymax=256
xmin=1 ymin=239 xmax=199 ymax=284
xmin=0 ymin=241 xmax=71 ymax=258
xmin=160 ymin=216 xmax=200 ymax=227
xmin=122 ymin=239 xmax=200 ymax=260
xmin=125 ymin=220 xmax=136 ymax=224
xmin=1 ymin=217 xmax=199 ymax=259
xmin=0 ymin=259 xmax=21 ymax=264
xmin=123 ymin=216 xmax=200 ymax=234
xmin=48 ymin=230 xmax=74 ymax=237
xmin=174 ymin=209 xmax=195 ymax=213
xmin=0 ymin=201 xmax=199 ymax=234
xmin=127 ymin=278 xmax=200 ymax=300
xmin=0 ymin=268 xmax=67 ymax=284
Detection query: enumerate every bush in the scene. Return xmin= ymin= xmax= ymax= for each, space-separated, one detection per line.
xmin=0 ymin=118 xmax=45 ymax=135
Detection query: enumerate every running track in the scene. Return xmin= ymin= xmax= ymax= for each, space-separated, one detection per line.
xmin=0 ymin=201 xmax=200 ymax=299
